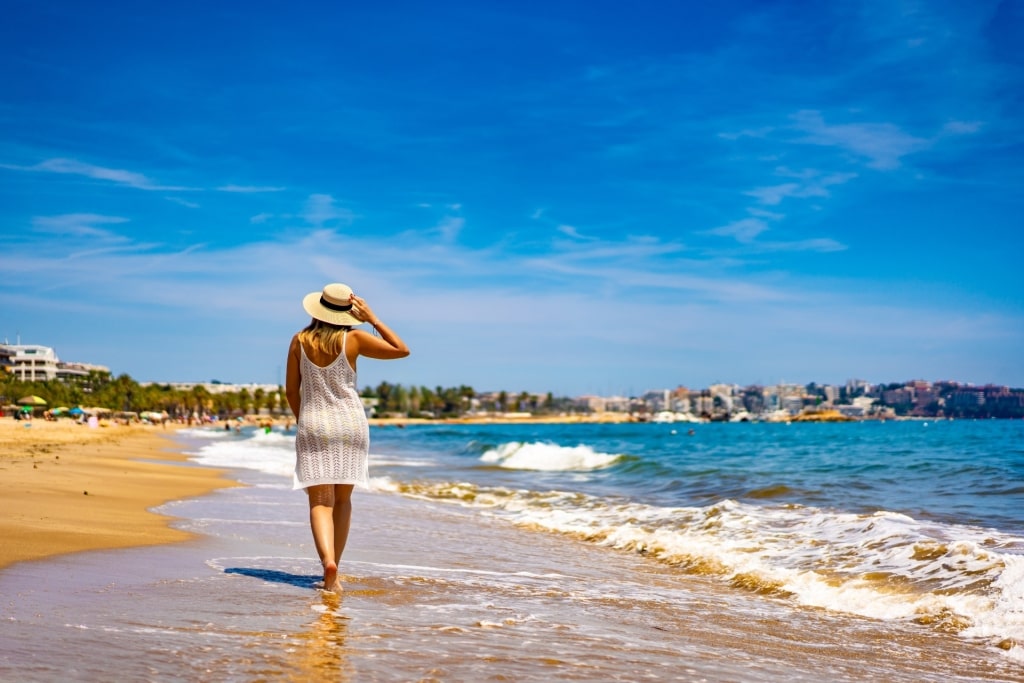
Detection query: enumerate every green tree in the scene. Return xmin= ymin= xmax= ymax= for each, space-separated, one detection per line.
xmin=391 ymin=384 xmax=409 ymax=414
xmin=237 ymin=388 xmax=251 ymax=414
xmin=191 ymin=384 xmax=212 ymax=416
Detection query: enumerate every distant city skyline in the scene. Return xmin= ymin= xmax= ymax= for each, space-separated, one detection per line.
xmin=1 ymin=2 xmax=1022 ymax=395
xmin=4 ymin=340 xmax=1021 ymax=423
xmin=4 ymin=339 xmax=1021 ymax=403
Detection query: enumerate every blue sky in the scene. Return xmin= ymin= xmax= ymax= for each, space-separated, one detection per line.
xmin=1 ymin=0 xmax=1022 ymax=395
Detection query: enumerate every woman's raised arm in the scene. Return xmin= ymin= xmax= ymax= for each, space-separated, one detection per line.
xmin=348 ymin=294 xmax=410 ymax=361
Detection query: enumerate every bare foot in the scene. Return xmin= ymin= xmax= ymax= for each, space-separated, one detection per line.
xmin=322 ymin=562 xmax=342 ymax=593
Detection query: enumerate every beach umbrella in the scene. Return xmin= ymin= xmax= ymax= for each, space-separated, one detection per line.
xmin=17 ymin=395 xmax=47 ymax=406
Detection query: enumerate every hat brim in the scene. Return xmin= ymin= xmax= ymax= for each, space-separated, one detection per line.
xmin=302 ymin=291 xmax=364 ymax=327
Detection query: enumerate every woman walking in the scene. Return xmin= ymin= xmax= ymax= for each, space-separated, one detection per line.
xmin=285 ymin=283 xmax=409 ymax=592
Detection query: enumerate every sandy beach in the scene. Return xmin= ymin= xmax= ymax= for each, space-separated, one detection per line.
xmin=0 ymin=418 xmax=237 ymax=570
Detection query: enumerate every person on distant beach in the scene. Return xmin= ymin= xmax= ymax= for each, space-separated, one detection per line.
xmin=285 ymin=283 xmax=410 ymax=593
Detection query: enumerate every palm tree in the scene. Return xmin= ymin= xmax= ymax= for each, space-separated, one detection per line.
xmin=253 ymin=388 xmax=266 ymax=415
xmin=237 ymin=388 xmax=251 ymax=415
xmin=191 ymin=384 xmax=211 ymax=418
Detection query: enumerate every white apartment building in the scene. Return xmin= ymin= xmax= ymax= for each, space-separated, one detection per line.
xmin=0 ymin=344 xmax=109 ymax=382
xmin=3 ymin=344 xmax=60 ymax=381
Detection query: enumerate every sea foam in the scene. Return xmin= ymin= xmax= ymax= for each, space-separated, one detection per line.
xmin=185 ymin=428 xmax=295 ymax=478
xmin=391 ymin=478 xmax=1024 ymax=654
xmin=480 ymin=441 xmax=622 ymax=471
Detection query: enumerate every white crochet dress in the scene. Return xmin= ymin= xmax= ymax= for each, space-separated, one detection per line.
xmin=293 ymin=333 xmax=370 ymax=489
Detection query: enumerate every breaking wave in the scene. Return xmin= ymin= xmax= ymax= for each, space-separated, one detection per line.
xmin=480 ymin=441 xmax=624 ymax=471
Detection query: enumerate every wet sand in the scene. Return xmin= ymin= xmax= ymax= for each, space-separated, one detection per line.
xmin=0 ymin=419 xmax=237 ymax=570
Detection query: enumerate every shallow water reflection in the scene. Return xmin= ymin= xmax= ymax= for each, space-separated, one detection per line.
xmin=289 ymin=592 xmax=350 ymax=682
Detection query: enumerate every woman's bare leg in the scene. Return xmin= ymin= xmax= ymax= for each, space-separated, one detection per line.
xmin=307 ymin=485 xmax=340 ymax=592
xmin=332 ymin=485 xmax=354 ymax=566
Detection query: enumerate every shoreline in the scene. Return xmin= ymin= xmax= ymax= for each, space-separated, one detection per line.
xmin=0 ymin=419 xmax=239 ymax=571
xmin=0 ymin=411 xmax=990 ymax=571
xmin=365 ymin=413 xmax=957 ymax=426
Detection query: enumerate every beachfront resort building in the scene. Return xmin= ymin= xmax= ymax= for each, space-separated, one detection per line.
xmin=0 ymin=343 xmax=109 ymax=382
xmin=574 ymin=394 xmax=633 ymax=414
xmin=152 ymin=381 xmax=281 ymax=395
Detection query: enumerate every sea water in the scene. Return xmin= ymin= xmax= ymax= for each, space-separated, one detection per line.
xmin=365 ymin=420 xmax=1024 ymax=634
xmin=1 ymin=420 xmax=1022 ymax=681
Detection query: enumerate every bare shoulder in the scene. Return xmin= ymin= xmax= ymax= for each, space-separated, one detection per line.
xmin=347 ymin=328 xmax=374 ymax=348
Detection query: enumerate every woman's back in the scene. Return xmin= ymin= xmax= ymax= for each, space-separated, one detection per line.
xmin=293 ymin=332 xmax=369 ymax=489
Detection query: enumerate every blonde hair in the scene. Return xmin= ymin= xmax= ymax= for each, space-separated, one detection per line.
xmin=297 ymin=318 xmax=351 ymax=356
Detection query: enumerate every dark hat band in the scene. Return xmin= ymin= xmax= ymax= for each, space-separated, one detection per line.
xmin=320 ymin=296 xmax=353 ymax=312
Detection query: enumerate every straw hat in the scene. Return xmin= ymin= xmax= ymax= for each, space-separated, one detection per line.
xmin=302 ymin=283 xmax=364 ymax=326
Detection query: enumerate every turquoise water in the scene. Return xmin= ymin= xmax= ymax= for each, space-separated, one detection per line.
xmin=370 ymin=419 xmax=1024 ymax=532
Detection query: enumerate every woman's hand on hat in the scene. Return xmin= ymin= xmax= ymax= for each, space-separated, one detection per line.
xmin=350 ymin=294 xmax=379 ymax=326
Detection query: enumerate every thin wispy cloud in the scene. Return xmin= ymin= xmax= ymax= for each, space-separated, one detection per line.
xmin=747 ymin=208 xmax=784 ymax=221
xmin=789 ymin=111 xmax=931 ymax=170
xmin=167 ymin=197 xmax=200 ymax=209
xmin=301 ymin=194 xmax=355 ymax=228
xmin=942 ymin=121 xmax=984 ymax=135
xmin=548 ymin=234 xmax=687 ymax=263
xmin=757 ymin=238 xmax=847 ymax=253
xmin=31 ymin=214 xmax=130 ymax=239
xmin=557 ymin=225 xmax=590 ymax=240
xmin=434 ymin=216 xmax=465 ymax=242
xmin=706 ymin=218 xmax=769 ymax=244
xmin=703 ymin=218 xmax=846 ymax=253
xmin=217 ymin=185 xmax=287 ymax=193
xmin=746 ymin=171 xmax=858 ymax=206
xmin=12 ymin=158 xmax=192 ymax=191
xmin=718 ymin=127 xmax=773 ymax=141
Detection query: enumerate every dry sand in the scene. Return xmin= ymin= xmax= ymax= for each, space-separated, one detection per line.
xmin=0 ymin=418 xmax=237 ymax=570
